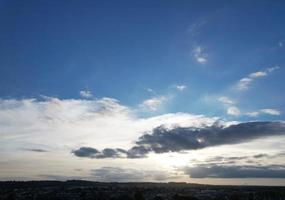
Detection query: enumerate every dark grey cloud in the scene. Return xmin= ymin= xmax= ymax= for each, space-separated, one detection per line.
xmin=253 ymin=154 xmax=270 ymax=159
xmin=134 ymin=122 xmax=285 ymax=154
xmin=91 ymin=167 xmax=172 ymax=182
xmin=206 ymin=154 xmax=271 ymax=163
xmin=203 ymin=152 xmax=285 ymax=165
xmin=206 ymin=156 xmax=248 ymax=163
xmin=72 ymin=147 xmax=127 ymax=158
xmin=126 ymin=146 xmax=150 ymax=158
xmin=24 ymin=148 xmax=48 ymax=152
xmin=72 ymin=121 xmax=285 ymax=159
xmin=72 ymin=147 xmax=100 ymax=158
xmin=182 ymin=164 xmax=285 ymax=178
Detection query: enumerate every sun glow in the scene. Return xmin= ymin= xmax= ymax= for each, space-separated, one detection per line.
xmin=151 ymin=152 xmax=193 ymax=167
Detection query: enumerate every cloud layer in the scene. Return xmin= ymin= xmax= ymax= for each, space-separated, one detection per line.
xmin=236 ymin=66 xmax=279 ymax=91
xmin=72 ymin=121 xmax=285 ymax=159
xmin=91 ymin=167 xmax=172 ymax=182
xmin=183 ymin=164 xmax=285 ymax=178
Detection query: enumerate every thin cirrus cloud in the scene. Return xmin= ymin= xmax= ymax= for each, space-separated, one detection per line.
xmin=72 ymin=121 xmax=285 ymax=159
xmin=23 ymin=148 xmax=48 ymax=153
xmin=260 ymin=109 xmax=281 ymax=116
xmin=193 ymin=46 xmax=207 ymax=64
xmin=246 ymin=109 xmax=281 ymax=117
xmin=236 ymin=66 xmax=279 ymax=91
xmin=175 ymin=85 xmax=187 ymax=91
xmin=246 ymin=111 xmax=260 ymax=117
xmin=218 ymin=96 xmax=235 ymax=105
xmin=216 ymin=66 xmax=280 ymax=117
xmin=140 ymin=96 xmax=167 ymax=112
xmin=203 ymin=152 xmax=285 ymax=164
xmin=79 ymin=90 xmax=93 ymax=98
xmin=217 ymin=96 xmax=240 ymax=116
xmin=140 ymin=85 xmax=186 ymax=112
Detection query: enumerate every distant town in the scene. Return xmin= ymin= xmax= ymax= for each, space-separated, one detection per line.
xmin=0 ymin=181 xmax=284 ymax=200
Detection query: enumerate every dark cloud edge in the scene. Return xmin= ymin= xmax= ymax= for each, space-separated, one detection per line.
xmin=72 ymin=121 xmax=285 ymax=159
xmin=182 ymin=164 xmax=285 ymax=178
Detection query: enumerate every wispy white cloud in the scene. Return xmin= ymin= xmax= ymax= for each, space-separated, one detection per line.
xmin=79 ymin=90 xmax=93 ymax=98
xmin=217 ymin=96 xmax=240 ymax=117
xmin=260 ymin=109 xmax=281 ymax=116
xmin=245 ymin=111 xmax=259 ymax=117
xmin=218 ymin=96 xmax=235 ymax=105
xmin=175 ymin=85 xmax=187 ymax=91
xmin=140 ymin=96 xmax=166 ymax=112
xmin=246 ymin=109 xmax=281 ymax=117
xmin=236 ymin=66 xmax=279 ymax=91
xmin=193 ymin=46 xmax=207 ymax=64
xmin=249 ymin=71 xmax=267 ymax=78
xmin=146 ymin=88 xmax=155 ymax=93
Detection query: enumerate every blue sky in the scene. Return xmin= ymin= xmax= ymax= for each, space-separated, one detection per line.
xmin=1 ymin=0 xmax=284 ymax=117
xmin=0 ymin=0 xmax=285 ymax=185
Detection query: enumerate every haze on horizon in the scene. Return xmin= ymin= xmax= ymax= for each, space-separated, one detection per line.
xmin=0 ymin=0 xmax=285 ymax=186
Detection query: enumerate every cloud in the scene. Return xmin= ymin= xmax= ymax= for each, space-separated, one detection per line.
xmin=91 ymin=167 xmax=173 ymax=182
xmin=72 ymin=147 xmax=127 ymax=159
xmin=227 ymin=106 xmax=240 ymax=116
xmin=260 ymin=109 xmax=281 ymax=116
xmin=236 ymin=66 xmax=279 ymax=90
xmin=205 ymin=156 xmax=248 ymax=163
xmin=253 ymin=153 xmax=270 ymax=159
xmin=217 ymin=96 xmax=280 ymax=118
xmin=73 ymin=121 xmax=285 ymax=159
xmin=249 ymin=71 xmax=267 ymax=78
xmin=175 ymin=85 xmax=187 ymax=91
xmin=204 ymin=152 xmax=285 ymax=164
xmin=23 ymin=148 xmax=48 ymax=152
xmin=1 ymin=96 xmax=284 ymax=180
xmin=246 ymin=109 xmax=281 ymax=117
xmin=203 ymin=153 xmax=278 ymax=164
xmin=193 ymin=46 xmax=207 ymax=64
xmin=218 ymin=96 xmax=235 ymax=105
xmin=0 ymin=96 xmax=223 ymax=161
xmin=79 ymin=90 xmax=93 ymax=98
xmin=0 ymin=97 xmax=134 ymax=155
xmin=217 ymin=96 xmax=240 ymax=117
xmin=72 ymin=146 xmax=149 ymax=159
xmin=140 ymin=96 xmax=166 ymax=112
xmin=246 ymin=111 xmax=259 ymax=117
xmin=132 ymin=122 xmax=285 ymax=155
xmin=182 ymin=164 xmax=285 ymax=178
xmin=146 ymin=88 xmax=156 ymax=94
xmin=72 ymin=147 xmax=100 ymax=158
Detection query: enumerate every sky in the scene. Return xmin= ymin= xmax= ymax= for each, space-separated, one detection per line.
xmin=0 ymin=0 xmax=285 ymax=185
